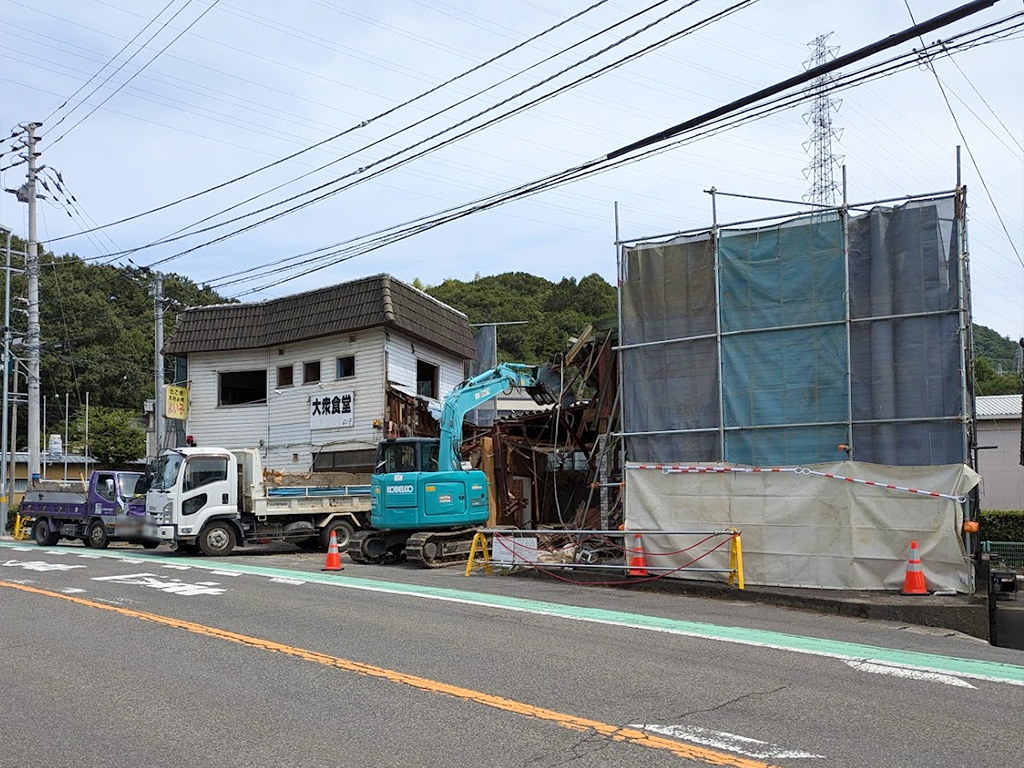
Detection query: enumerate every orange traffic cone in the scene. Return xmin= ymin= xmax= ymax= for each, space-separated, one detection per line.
xmin=322 ymin=531 xmax=344 ymax=572
xmin=627 ymin=532 xmax=648 ymax=577
xmin=901 ymin=540 xmax=927 ymax=595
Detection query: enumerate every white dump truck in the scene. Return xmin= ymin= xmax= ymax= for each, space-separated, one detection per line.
xmin=144 ymin=447 xmax=370 ymax=556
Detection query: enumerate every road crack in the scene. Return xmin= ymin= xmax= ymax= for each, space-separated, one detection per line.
xmin=673 ymin=683 xmax=791 ymax=720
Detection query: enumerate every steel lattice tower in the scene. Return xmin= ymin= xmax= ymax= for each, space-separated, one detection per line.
xmin=802 ymin=33 xmax=843 ymax=205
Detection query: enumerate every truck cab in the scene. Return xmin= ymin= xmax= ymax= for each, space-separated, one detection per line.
xmin=146 ymin=447 xmax=239 ymax=555
xmin=20 ymin=469 xmax=151 ymax=548
xmin=370 ymin=437 xmax=489 ymax=531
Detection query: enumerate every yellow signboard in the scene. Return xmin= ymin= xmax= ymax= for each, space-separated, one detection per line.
xmin=165 ymin=385 xmax=189 ymax=420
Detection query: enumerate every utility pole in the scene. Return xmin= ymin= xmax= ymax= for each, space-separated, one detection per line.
xmin=17 ymin=122 xmax=43 ymax=482
xmin=1 ymin=226 xmax=11 ymax=532
xmin=152 ymin=271 xmax=165 ymax=455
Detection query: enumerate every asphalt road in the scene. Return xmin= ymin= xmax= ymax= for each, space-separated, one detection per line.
xmin=2 ymin=540 xmax=1022 ymax=768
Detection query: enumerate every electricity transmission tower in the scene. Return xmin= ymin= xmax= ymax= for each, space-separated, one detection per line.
xmin=802 ymin=33 xmax=843 ymax=205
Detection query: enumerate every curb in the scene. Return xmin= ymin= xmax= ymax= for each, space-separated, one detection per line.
xmin=509 ymin=567 xmax=990 ymax=640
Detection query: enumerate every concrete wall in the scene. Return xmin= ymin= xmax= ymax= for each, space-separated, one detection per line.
xmin=977 ymin=419 xmax=1024 ymax=511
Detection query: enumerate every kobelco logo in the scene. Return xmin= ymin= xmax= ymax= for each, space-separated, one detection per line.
xmin=387 ymin=485 xmax=415 ymax=494
xmin=474 ymin=387 xmax=492 ymax=400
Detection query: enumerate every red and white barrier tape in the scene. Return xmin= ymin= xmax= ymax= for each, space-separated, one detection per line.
xmin=629 ymin=463 xmax=966 ymax=503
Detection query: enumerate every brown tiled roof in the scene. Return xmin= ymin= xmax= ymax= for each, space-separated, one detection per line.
xmin=164 ymin=274 xmax=475 ymax=359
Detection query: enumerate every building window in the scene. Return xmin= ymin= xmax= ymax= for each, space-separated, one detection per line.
xmin=219 ymin=370 xmax=267 ymax=406
xmin=417 ymin=359 xmax=438 ymax=399
xmin=336 ymin=355 xmax=355 ymax=379
xmin=312 ymin=448 xmax=376 ymax=473
xmin=277 ymin=364 xmax=294 ymax=388
xmin=303 ymin=361 xmax=321 ymax=384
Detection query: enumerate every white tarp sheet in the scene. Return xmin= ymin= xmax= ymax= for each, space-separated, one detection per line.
xmin=625 ymin=461 xmax=979 ymax=593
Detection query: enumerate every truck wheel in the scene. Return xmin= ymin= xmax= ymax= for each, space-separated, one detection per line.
xmin=141 ymin=541 xmax=160 ymax=550
xmin=199 ymin=522 xmax=236 ymax=557
xmin=88 ymin=520 xmax=110 ymax=549
xmin=33 ymin=519 xmax=59 ymax=547
xmin=175 ymin=542 xmax=201 ymax=555
xmin=320 ymin=520 xmax=354 ymax=552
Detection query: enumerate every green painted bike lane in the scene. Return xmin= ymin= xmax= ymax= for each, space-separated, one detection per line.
xmin=3 ymin=540 xmax=1021 ymax=686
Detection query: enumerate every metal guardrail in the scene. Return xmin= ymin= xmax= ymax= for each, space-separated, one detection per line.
xmin=465 ymin=528 xmax=744 ymax=588
xmin=982 ymin=541 xmax=1024 ymax=572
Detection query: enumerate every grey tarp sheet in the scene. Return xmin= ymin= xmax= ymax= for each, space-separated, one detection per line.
xmin=620 ymin=196 xmax=966 ymax=467
xmin=625 ymin=461 xmax=979 ymax=592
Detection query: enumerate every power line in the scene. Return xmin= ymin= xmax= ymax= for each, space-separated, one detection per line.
xmin=41 ymin=0 xmax=617 ymax=244
xmin=128 ymin=0 xmax=751 ymax=268
xmin=904 ymin=0 xmax=1023 ymax=270
xmin=42 ymin=0 xmax=189 ymax=139
xmin=40 ymin=0 xmax=177 ymax=128
xmin=213 ymin=8 xmax=1024 ymax=297
xmin=48 ymin=0 xmax=223 ymax=148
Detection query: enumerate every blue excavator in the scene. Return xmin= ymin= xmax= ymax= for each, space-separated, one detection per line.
xmin=348 ymin=363 xmax=555 ymax=567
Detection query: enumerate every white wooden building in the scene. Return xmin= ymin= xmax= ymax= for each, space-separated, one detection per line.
xmin=164 ymin=274 xmax=474 ymax=474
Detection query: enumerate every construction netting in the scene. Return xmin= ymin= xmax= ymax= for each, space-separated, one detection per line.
xmin=620 ymin=195 xmax=968 ymax=467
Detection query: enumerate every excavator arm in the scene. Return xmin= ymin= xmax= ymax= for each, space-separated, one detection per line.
xmin=437 ymin=363 xmax=555 ymax=471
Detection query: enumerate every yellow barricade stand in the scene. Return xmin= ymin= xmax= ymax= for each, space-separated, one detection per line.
xmin=727 ymin=528 xmax=745 ymax=590
xmin=464 ymin=532 xmax=492 ymax=576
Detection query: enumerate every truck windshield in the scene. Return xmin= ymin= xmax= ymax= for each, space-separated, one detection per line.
xmin=118 ymin=472 xmax=146 ymax=499
xmin=151 ymin=452 xmax=184 ymax=491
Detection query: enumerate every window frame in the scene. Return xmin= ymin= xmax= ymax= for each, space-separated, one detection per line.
xmin=217 ymin=369 xmax=268 ymax=407
xmin=335 ymin=355 xmax=355 ymax=380
xmin=277 ymin=364 xmax=294 ymax=388
xmin=416 ymin=359 xmax=439 ymax=400
xmin=303 ymin=360 xmax=321 ymax=385
xmin=182 ymin=456 xmax=230 ymax=493
xmin=312 ymin=448 xmax=376 ymax=473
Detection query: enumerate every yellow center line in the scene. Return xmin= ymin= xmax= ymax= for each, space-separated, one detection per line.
xmin=2 ymin=579 xmax=783 ymax=768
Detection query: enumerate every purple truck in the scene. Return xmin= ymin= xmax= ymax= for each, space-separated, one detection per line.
xmin=20 ymin=470 xmax=159 ymax=549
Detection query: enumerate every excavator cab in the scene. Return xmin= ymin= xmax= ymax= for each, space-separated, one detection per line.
xmin=370 ymin=437 xmax=488 ymax=533
xmin=376 ymin=438 xmax=440 ymax=474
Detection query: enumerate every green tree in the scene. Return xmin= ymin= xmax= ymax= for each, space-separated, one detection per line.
xmin=428 ymin=272 xmax=616 ymax=363
xmin=71 ymin=407 xmax=146 ymax=466
xmin=974 ymin=356 xmax=1022 ymax=396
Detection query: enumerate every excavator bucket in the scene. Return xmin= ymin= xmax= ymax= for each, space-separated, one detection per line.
xmin=525 ymin=382 xmax=557 ymax=405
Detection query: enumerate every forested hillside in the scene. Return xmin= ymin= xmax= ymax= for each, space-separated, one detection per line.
xmin=5 ymin=252 xmax=1020 ymax=449
xmin=5 ymin=238 xmax=226 ymax=441
xmin=425 ymin=272 xmax=616 ymax=363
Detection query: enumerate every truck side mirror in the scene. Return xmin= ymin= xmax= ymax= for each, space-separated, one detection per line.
xmin=105 ymin=478 xmax=115 ymax=493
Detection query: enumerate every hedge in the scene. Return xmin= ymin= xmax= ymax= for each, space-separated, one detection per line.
xmin=979 ymin=510 xmax=1024 ymax=543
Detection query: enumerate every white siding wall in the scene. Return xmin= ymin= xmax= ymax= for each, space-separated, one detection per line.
xmin=977 ymin=420 xmax=1024 ymax=511
xmin=186 ymin=330 xmax=386 ymax=472
xmin=384 ymin=330 xmax=465 ymax=403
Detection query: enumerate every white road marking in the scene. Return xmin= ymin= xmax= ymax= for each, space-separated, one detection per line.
xmin=2 ymin=560 xmax=87 ymax=572
xmin=269 ymin=578 xmax=306 ymax=586
xmin=844 ymin=660 xmax=977 ymax=688
xmin=195 ymin=581 xmax=221 ymax=586
xmin=77 ymin=554 xmax=102 ymax=559
xmin=10 ymin=547 xmax=34 ymax=552
xmin=61 ymin=587 xmax=87 ymax=594
xmin=209 ymin=570 xmax=241 ymax=577
xmin=632 ymin=724 xmax=824 ymax=760
xmin=161 ymin=564 xmax=192 ymax=570
xmin=91 ymin=572 xmax=226 ymax=596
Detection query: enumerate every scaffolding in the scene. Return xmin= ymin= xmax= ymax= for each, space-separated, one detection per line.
xmin=615 ymin=173 xmax=974 ymax=471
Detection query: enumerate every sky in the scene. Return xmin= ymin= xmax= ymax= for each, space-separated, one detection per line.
xmin=0 ymin=0 xmax=1021 ymax=340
